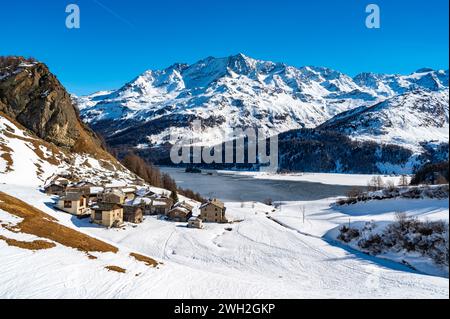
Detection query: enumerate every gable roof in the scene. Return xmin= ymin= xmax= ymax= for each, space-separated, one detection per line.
xmin=71 ymin=181 xmax=95 ymax=188
xmin=200 ymin=199 xmax=225 ymax=210
xmin=122 ymin=187 xmax=136 ymax=194
xmin=46 ymin=183 xmax=65 ymax=189
xmin=60 ymin=192 xmax=85 ymax=201
xmin=174 ymin=201 xmax=193 ymax=211
xmin=103 ymin=189 xmax=125 ymax=197
xmin=93 ymin=202 xmax=122 ymax=211
xmin=123 ymin=205 xmax=143 ymax=214
xmin=169 ymin=206 xmax=191 ymax=215
xmin=135 ymin=188 xmax=155 ymax=197
xmin=128 ymin=196 xmax=153 ymax=206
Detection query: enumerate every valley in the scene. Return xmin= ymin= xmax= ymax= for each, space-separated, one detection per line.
xmin=1 ymin=55 xmax=448 ymax=299
xmin=1 ymin=180 xmax=448 ymax=298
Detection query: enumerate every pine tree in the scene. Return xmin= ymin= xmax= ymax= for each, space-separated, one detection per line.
xmin=170 ymin=189 xmax=179 ymax=203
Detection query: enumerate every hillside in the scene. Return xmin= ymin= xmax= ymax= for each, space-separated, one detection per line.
xmin=1 ymin=183 xmax=448 ymax=298
xmin=0 ymin=190 xmax=166 ymax=298
xmin=0 ymin=57 xmax=139 ymax=186
xmin=319 ymin=90 xmax=449 ymax=152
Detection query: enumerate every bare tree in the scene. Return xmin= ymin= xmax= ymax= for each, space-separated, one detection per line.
xmin=376 ymin=176 xmax=385 ymax=190
xmin=398 ymin=175 xmax=409 ymax=187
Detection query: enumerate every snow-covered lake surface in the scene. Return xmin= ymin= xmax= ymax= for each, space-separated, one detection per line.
xmin=159 ymin=167 xmax=362 ymax=202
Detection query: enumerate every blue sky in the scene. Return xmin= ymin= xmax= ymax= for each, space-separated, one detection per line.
xmin=1 ymin=0 xmax=448 ymax=95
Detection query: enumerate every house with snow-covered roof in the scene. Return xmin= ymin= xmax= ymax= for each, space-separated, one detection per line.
xmin=123 ymin=205 xmax=143 ymax=224
xmin=167 ymin=201 xmax=193 ymax=222
xmin=56 ymin=192 xmax=90 ymax=216
xmin=135 ymin=187 xmax=155 ymax=198
xmin=44 ymin=179 xmax=69 ymax=195
xmin=66 ymin=185 xmax=104 ymax=203
xmin=199 ymin=199 xmax=227 ymax=223
xmin=91 ymin=202 xmax=123 ymax=228
xmin=100 ymin=188 xmax=126 ymax=204
xmin=127 ymin=195 xmax=173 ymax=215
xmin=121 ymin=187 xmax=137 ymax=201
xmin=188 ymin=217 xmax=203 ymax=229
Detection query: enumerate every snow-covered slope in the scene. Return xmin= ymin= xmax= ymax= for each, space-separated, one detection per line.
xmin=0 ymin=114 xmax=138 ymax=187
xmin=77 ymin=54 xmax=449 ymax=148
xmin=1 ymin=184 xmax=448 ymax=298
xmin=319 ymin=90 xmax=449 ymax=151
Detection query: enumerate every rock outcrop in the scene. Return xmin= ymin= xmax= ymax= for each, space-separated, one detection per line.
xmin=0 ymin=56 xmax=106 ymax=156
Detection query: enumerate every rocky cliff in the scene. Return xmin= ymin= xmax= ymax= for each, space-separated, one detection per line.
xmin=0 ymin=57 xmax=107 ymax=157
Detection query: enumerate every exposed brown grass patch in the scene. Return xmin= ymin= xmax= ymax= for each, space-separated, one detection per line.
xmin=86 ymin=253 xmax=98 ymax=260
xmin=82 ymin=159 xmax=92 ymax=168
xmin=0 ymin=234 xmax=56 ymax=251
xmin=35 ymin=163 xmax=44 ymax=176
xmin=99 ymin=160 xmax=116 ymax=171
xmin=130 ymin=252 xmax=158 ymax=268
xmin=0 ymin=192 xmax=118 ymax=254
xmin=3 ymin=131 xmax=61 ymax=166
xmin=3 ymin=123 xmax=15 ymax=133
xmin=2 ymin=223 xmax=20 ymax=233
xmin=105 ymin=265 xmax=126 ymax=273
xmin=0 ymin=111 xmax=32 ymax=135
xmin=0 ymin=142 xmax=13 ymax=172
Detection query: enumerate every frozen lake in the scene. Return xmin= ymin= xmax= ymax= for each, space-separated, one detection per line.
xmin=160 ymin=167 xmax=356 ymax=202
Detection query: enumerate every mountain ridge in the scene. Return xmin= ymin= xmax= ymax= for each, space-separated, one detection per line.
xmin=76 ymin=54 xmax=448 ymax=169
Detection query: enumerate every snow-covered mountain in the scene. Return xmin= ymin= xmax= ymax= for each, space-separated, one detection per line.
xmin=77 ymin=54 xmax=449 ymax=149
xmin=319 ymin=89 xmax=449 ymax=152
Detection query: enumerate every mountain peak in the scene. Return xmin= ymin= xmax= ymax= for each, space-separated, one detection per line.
xmin=227 ymin=53 xmax=258 ymax=74
xmin=415 ymin=67 xmax=435 ymax=74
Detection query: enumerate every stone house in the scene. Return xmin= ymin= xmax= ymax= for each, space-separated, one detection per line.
xmin=100 ymin=189 xmax=126 ymax=204
xmin=128 ymin=197 xmax=153 ymax=215
xmin=135 ymin=187 xmax=155 ymax=198
xmin=122 ymin=187 xmax=137 ymax=201
xmin=188 ymin=217 xmax=203 ymax=229
xmin=123 ymin=205 xmax=143 ymax=224
xmin=150 ymin=195 xmax=174 ymax=215
xmin=128 ymin=195 xmax=174 ymax=216
xmin=91 ymin=203 xmax=123 ymax=228
xmin=45 ymin=182 xmax=67 ymax=196
xmin=56 ymin=192 xmax=90 ymax=216
xmin=167 ymin=202 xmax=193 ymax=222
xmin=66 ymin=185 xmax=104 ymax=203
xmin=199 ymin=199 xmax=227 ymax=223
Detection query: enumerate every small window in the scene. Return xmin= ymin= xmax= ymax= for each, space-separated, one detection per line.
xmin=64 ymin=201 xmax=72 ymax=208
